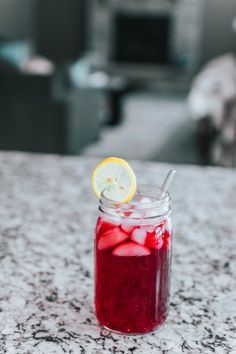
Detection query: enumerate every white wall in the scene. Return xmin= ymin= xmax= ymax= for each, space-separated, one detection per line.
xmin=0 ymin=0 xmax=35 ymax=40
xmin=201 ymin=0 xmax=236 ymax=64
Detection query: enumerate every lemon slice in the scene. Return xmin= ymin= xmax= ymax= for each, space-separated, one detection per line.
xmin=91 ymin=157 xmax=137 ymax=202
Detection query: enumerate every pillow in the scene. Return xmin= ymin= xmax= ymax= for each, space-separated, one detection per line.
xmin=0 ymin=40 xmax=33 ymax=67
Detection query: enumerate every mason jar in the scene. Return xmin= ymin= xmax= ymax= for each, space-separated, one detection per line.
xmin=94 ymin=185 xmax=172 ymax=334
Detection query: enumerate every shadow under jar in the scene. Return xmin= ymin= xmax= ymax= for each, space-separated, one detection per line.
xmin=94 ymin=185 xmax=173 ymax=334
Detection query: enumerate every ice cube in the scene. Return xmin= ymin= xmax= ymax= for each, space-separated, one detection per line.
xmin=143 ymin=225 xmax=155 ymax=233
xmin=112 ymin=242 xmax=151 ymax=256
xmin=131 ymin=228 xmax=147 ymax=245
xmin=140 ymin=197 xmax=152 ymax=204
xmin=97 ymin=227 xmax=129 ymax=250
xmin=121 ymin=224 xmax=136 ymax=234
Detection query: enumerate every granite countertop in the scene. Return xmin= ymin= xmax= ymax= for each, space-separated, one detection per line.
xmin=0 ymin=152 xmax=235 ymax=354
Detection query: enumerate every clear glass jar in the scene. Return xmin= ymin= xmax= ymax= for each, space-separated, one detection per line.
xmin=94 ymin=185 xmax=172 ymax=334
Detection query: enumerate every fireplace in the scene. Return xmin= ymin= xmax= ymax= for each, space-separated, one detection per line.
xmin=112 ymin=13 xmax=172 ymax=65
xmin=90 ymin=0 xmax=204 ymax=72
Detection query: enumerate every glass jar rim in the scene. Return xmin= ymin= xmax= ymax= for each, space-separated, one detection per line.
xmin=99 ymin=184 xmax=171 ymax=222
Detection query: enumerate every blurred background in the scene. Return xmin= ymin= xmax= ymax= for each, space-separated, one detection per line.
xmin=0 ymin=0 xmax=236 ymax=167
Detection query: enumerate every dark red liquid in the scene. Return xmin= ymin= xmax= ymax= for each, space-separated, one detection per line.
xmin=95 ymin=217 xmax=172 ymax=334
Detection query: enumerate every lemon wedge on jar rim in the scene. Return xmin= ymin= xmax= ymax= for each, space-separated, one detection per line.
xmin=91 ymin=157 xmax=137 ymax=202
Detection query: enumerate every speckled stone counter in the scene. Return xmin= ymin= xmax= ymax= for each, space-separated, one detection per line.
xmin=0 ymin=152 xmax=235 ymax=354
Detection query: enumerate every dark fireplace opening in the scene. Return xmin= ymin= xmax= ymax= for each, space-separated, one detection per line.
xmin=112 ymin=13 xmax=172 ymax=65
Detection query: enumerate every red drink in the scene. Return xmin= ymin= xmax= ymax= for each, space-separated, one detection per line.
xmin=95 ymin=186 xmax=172 ymax=334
